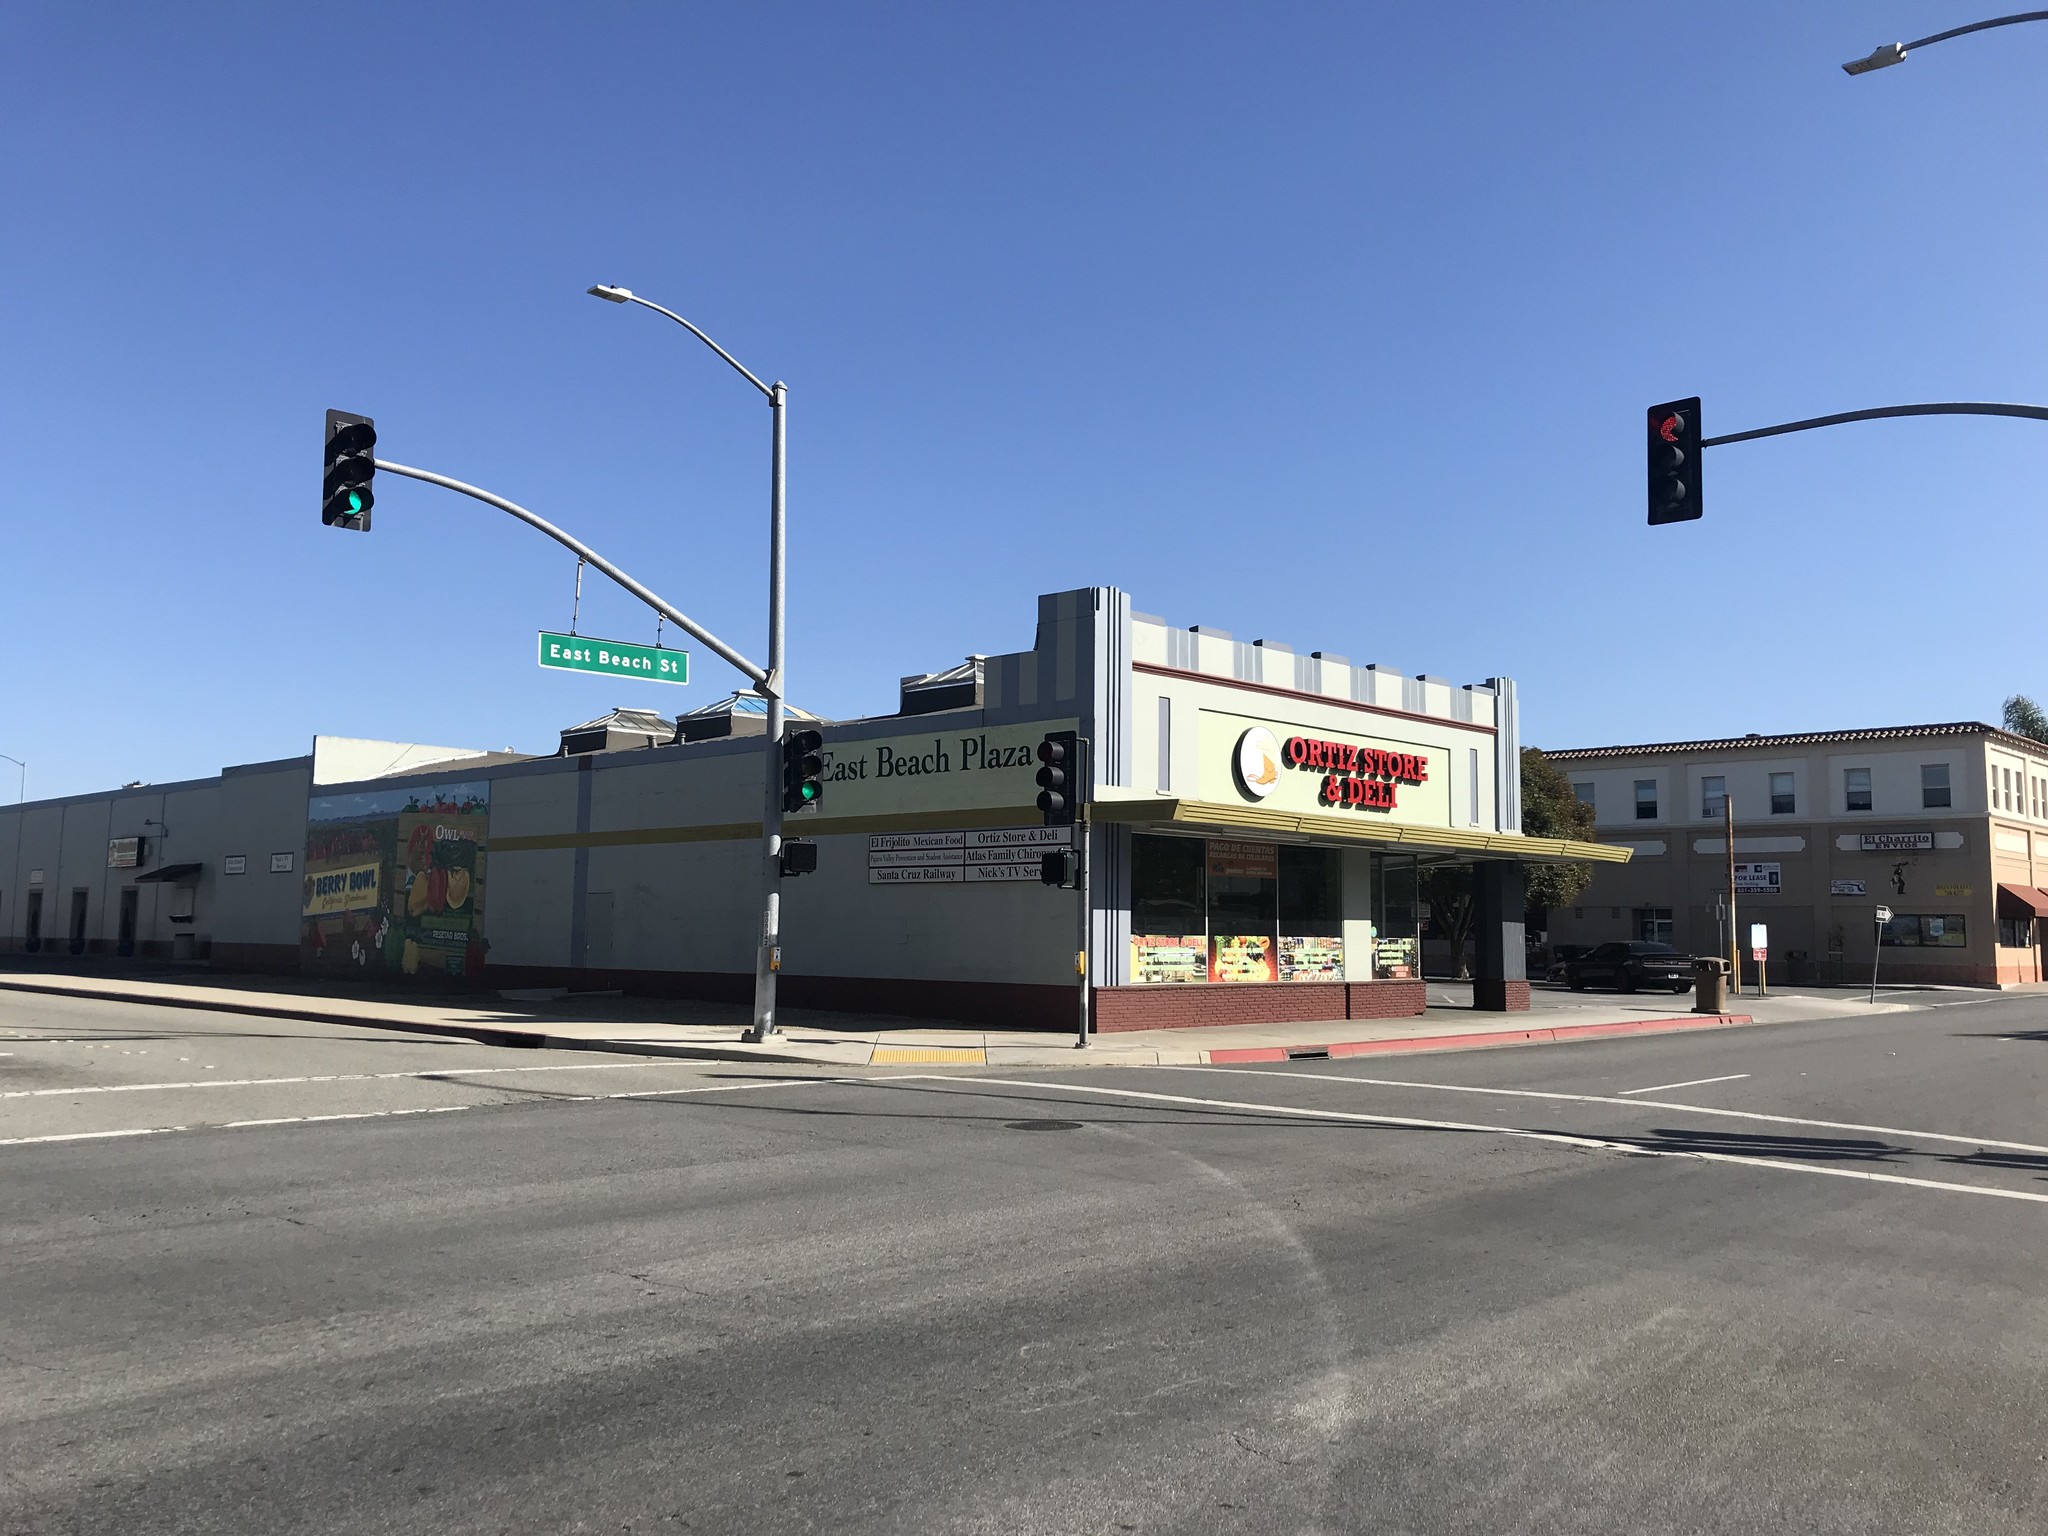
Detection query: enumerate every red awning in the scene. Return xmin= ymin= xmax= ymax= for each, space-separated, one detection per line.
xmin=1996 ymin=883 xmax=2048 ymax=918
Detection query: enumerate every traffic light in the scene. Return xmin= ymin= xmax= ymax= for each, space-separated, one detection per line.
xmin=778 ymin=839 xmax=818 ymax=878
xmin=781 ymin=727 xmax=824 ymax=813
xmin=323 ymin=409 xmax=377 ymax=531
xmin=1647 ymin=397 xmax=1702 ymax=525
xmin=1036 ymin=730 xmax=1081 ymax=827
xmin=1040 ymin=848 xmax=1078 ymax=887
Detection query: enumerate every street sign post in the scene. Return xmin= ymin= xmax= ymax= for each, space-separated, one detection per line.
xmin=1871 ymin=906 xmax=1893 ymax=1003
xmin=537 ymin=631 xmax=688 ymax=685
xmin=1750 ymin=922 xmax=1769 ymax=996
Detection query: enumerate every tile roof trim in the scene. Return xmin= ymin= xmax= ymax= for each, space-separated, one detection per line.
xmin=1543 ymin=721 xmax=2048 ymax=761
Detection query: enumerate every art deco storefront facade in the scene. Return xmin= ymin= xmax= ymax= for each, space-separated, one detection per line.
xmin=0 ymin=587 xmax=1620 ymax=1029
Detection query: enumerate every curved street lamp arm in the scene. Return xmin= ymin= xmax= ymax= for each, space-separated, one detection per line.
xmin=610 ymin=294 xmax=775 ymax=401
xmin=1906 ymin=10 xmax=2048 ymax=51
xmin=373 ymin=458 xmax=770 ymax=689
xmin=1702 ymin=401 xmax=2048 ymax=449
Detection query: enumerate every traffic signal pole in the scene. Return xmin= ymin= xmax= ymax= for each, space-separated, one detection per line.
xmin=749 ymin=383 xmax=787 ymax=1042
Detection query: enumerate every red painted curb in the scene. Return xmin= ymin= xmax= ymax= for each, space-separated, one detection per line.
xmin=1205 ymin=1012 xmax=1757 ymax=1064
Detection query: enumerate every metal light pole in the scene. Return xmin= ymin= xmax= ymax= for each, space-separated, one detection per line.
xmin=1844 ymin=11 xmax=2048 ymax=74
xmin=588 ymin=284 xmax=789 ymax=1040
xmin=0 ymin=753 xmax=22 ymax=804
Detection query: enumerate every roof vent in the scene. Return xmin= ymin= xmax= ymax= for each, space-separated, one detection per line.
xmin=558 ymin=708 xmax=676 ymax=757
xmin=899 ymin=656 xmax=984 ymax=717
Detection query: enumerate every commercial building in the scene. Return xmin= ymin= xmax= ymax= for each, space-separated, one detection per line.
xmin=1545 ymin=722 xmax=2048 ymax=987
xmin=0 ymin=586 xmax=1618 ymax=1029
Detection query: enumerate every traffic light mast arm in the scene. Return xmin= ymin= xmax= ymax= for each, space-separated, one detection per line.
xmin=1701 ymin=402 xmax=2048 ymax=449
xmin=372 ymin=457 xmax=772 ymax=693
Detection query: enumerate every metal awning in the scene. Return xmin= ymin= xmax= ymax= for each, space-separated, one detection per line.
xmin=133 ymin=862 xmax=204 ymax=884
xmin=1996 ymin=883 xmax=2048 ymax=918
xmin=1090 ymin=797 xmax=1632 ymax=863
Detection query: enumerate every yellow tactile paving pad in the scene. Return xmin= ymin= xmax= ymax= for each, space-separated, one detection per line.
xmin=869 ymin=1046 xmax=987 ymax=1064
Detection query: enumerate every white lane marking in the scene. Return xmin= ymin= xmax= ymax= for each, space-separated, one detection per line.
xmin=896 ymin=1075 xmax=2048 ymax=1207
xmin=0 ymin=1059 xmax=709 ymax=1100
xmin=0 ymin=1126 xmax=188 ymax=1147
xmin=1176 ymin=1066 xmax=2048 ymax=1159
xmin=0 ymin=1075 xmax=840 ymax=1148
xmin=1619 ymin=1073 xmax=1749 ymax=1097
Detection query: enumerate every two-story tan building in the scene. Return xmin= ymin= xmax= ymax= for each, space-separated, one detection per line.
xmin=1544 ymin=723 xmax=2048 ymax=987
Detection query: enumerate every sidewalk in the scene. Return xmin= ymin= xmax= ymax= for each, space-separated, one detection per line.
xmin=0 ymin=964 xmax=1919 ymax=1068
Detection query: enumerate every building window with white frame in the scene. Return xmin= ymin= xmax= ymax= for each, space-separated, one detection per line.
xmin=1634 ymin=907 xmax=1674 ymax=945
xmin=1634 ymin=779 xmax=1657 ymax=820
xmin=1155 ymin=697 xmax=1171 ymax=794
xmin=1922 ymin=762 xmax=1950 ymax=809
xmin=1769 ymin=772 xmax=1795 ymax=815
xmin=1468 ymin=747 xmax=1480 ymax=826
xmin=1573 ymin=781 xmax=1594 ymax=810
xmin=1844 ymin=766 xmax=1872 ymax=813
xmin=1701 ymin=774 xmax=1726 ymax=819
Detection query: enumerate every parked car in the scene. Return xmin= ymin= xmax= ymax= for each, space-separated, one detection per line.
xmin=1566 ymin=941 xmax=1694 ymax=994
xmin=1543 ymin=944 xmax=1591 ymax=983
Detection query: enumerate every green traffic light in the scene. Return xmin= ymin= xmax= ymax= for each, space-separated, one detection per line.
xmin=348 ymin=491 xmax=363 ymax=514
xmin=801 ymin=783 xmax=817 ymax=801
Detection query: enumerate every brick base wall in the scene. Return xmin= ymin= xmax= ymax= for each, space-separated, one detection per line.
xmin=1471 ymin=979 xmax=1532 ymax=1012
xmin=1093 ymin=980 xmax=1428 ymax=1033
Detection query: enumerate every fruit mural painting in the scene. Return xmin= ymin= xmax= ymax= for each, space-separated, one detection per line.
xmin=302 ymin=782 xmax=490 ymax=982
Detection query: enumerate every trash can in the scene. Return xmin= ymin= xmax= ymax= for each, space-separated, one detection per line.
xmin=1693 ymin=956 xmax=1730 ymax=1014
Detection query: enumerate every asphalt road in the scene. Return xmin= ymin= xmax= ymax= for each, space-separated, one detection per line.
xmin=5 ymin=987 xmax=2048 ymax=1534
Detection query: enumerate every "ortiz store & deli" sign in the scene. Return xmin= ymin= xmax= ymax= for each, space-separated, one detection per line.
xmin=1285 ymin=734 xmax=1429 ymax=811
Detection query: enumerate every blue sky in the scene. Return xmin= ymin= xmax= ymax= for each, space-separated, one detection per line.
xmin=4 ymin=3 xmax=2043 ymax=801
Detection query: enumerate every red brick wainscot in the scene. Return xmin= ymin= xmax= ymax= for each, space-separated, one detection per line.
xmin=1470 ymin=979 xmax=1531 ymax=1012
xmin=1092 ymin=980 xmax=1428 ymax=1033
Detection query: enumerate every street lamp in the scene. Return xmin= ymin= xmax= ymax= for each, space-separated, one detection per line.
xmin=0 ymin=753 xmax=22 ymax=804
xmin=588 ymin=284 xmax=790 ymax=1042
xmin=1844 ymin=11 xmax=2048 ymax=74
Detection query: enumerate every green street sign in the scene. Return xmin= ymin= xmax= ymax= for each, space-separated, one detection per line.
xmin=537 ymin=631 xmax=689 ymax=686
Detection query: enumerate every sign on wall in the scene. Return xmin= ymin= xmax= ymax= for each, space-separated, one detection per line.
xmin=223 ymin=855 xmax=248 ymax=876
xmin=107 ymin=837 xmax=141 ymax=869
xmin=1202 ymin=710 xmax=1452 ymax=827
xmin=1860 ymin=832 xmax=1934 ymax=853
xmin=302 ymin=782 xmax=489 ymax=980
xmin=1829 ymin=879 xmax=1866 ymax=897
xmin=1733 ymin=862 xmax=1781 ymax=894
xmin=866 ymin=826 xmax=1069 ymax=884
xmin=819 ymin=722 xmax=1075 ymax=820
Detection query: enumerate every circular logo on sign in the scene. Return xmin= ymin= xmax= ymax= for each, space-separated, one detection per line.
xmin=1235 ymin=727 xmax=1282 ymax=799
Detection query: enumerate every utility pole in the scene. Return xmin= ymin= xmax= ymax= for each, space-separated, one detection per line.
xmin=1725 ymin=794 xmax=1739 ymax=996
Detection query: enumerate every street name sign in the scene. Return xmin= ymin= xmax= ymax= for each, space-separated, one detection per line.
xmin=538 ymin=631 xmax=688 ymax=686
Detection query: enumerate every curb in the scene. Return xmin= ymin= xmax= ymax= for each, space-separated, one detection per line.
xmin=1204 ymin=1012 xmax=1760 ymax=1064
xmin=0 ymin=976 xmax=1765 ymax=1068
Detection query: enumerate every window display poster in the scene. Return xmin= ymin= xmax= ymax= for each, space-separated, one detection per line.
xmin=1131 ymin=935 xmax=1208 ymax=984
xmin=1211 ymin=933 xmax=1277 ymax=982
xmin=1375 ymin=935 xmax=1417 ymax=979
xmin=1207 ymin=840 xmax=1278 ymax=882
xmin=1278 ymin=935 xmax=1344 ymax=982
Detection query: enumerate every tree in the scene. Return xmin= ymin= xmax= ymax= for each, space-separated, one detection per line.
xmin=2003 ymin=695 xmax=2048 ymax=745
xmin=1420 ymin=748 xmax=1597 ymax=978
xmin=1520 ymin=746 xmax=1596 ymax=911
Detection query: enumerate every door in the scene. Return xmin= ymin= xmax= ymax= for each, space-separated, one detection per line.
xmin=24 ymin=890 xmax=42 ymax=953
xmin=584 ymin=891 xmax=615 ymax=971
xmin=117 ymin=888 xmax=140 ymax=957
xmin=68 ymin=888 xmax=90 ymax=955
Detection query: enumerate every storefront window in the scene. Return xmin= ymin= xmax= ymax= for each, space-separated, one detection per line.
xmin=1880 ymin=913 xmax=1967 ymax=948
xmin=1130 ymin=835 xmax=1206 ymax=984
xmin=1373 ymin=854 xmax=1419 ymax=978
xmin=1277 ymin=846 xmax=1343 ymax=982
xmin=1207 ymin=839 xmax=1277 ymax=981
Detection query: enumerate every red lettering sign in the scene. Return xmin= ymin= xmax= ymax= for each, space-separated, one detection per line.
xmin=1286 ymin=734 xmax=1427 ymax=814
